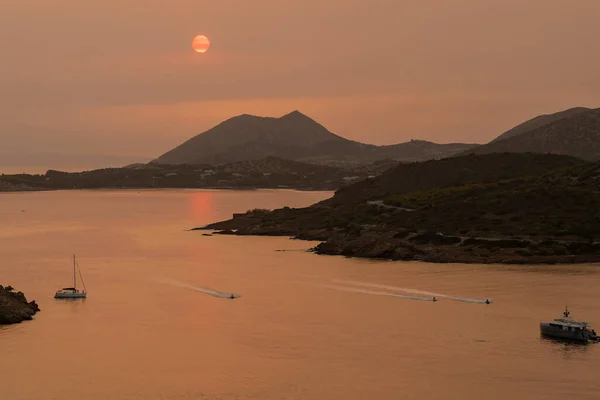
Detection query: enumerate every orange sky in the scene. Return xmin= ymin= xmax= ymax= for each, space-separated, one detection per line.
xmin=1 ymin=0 xmax=599 ymax=165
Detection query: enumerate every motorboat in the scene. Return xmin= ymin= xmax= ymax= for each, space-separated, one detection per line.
xmin=540 ymin=307 xmax=597 ymax=343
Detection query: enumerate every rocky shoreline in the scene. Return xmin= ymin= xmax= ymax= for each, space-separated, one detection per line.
xmin=199 ymin=213 xmax=600 ymax=265
xmin=309 ymin=232 xmax=600 ymax=265
xmin=0 ymin=285 xmax=41 ymax=325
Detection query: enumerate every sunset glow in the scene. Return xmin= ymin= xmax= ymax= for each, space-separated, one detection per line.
xmin=192 ymin=35 xmax=210 ymax=53
xmin=2 ymin=1 xmax=600 ymax=161
xmin=191 ymin=191 xmax=214 ymax=221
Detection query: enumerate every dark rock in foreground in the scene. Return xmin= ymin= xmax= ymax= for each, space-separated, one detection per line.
xmin=0 ymin=285 xmax=41 ymax=325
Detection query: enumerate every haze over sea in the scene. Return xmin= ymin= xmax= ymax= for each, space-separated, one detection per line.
xmin=1 ymin=189 xmax=599 ymax=400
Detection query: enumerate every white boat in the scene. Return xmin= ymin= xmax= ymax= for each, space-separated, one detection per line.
xmin=54 ymin=254 xmax=87 ymax=299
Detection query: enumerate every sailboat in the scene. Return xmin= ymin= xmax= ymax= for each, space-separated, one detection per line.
xmin=54 ymin=254 xmax=87 ymax=299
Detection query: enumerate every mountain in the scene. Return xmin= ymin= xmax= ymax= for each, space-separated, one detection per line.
xmin=155 ymin=111 xmax=357 ymax=165
xmin=491 ymin=107 xmax=592 ymax=143
xmin=201 ymin=153 xmax=600 ymax=264
xmin=459 ymin=108 xmax=600 ymax=160
xmin=154 ymin=111 xmax=478 ymax=165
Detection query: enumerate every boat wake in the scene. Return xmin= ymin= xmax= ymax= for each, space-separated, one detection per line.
xmin=157 ymin=278 xmax=240 ymax=299
xmin=332 ymin=279 xmax=492 ymax=304
xmin=317 ymin=284 xmax=436 ymax=301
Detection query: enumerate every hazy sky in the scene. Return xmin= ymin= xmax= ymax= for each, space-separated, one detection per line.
xmin=1 ymin=0 xmax=599 ymax=165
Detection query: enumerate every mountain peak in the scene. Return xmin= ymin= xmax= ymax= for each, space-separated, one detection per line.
xmin=279 ymin=110 xmax=313 ymax=122
xmin=227 ymin=113 xmax=270 ymax=122
xmin=282 ymin=109 xmax=304 ymax=117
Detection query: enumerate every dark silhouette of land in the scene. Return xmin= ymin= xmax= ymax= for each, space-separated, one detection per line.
xmin=459 ymin=107 xmax=600 ymax=160
xmin=153 ymin=106 xmax=600 ymax=166
xmin=154 ymin=110 xmax=478 ymax=166
xmin=3 ymin=106 xmax=600 ymax=193
xmin=491 ymin=107 xmax=592 ymax=143
xmin=201 ymin=153 xmax=600 ymax=264
xmin=0 ymin=157 xmax=398 ymax=192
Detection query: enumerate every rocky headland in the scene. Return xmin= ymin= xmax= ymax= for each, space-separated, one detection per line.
xmin=201 ymin=215 xmax=600 ymax=265
xmin=0 ymin=285 xmax=41 ymax=325
xmin=198 ymin=153 xmax=600 ymax=265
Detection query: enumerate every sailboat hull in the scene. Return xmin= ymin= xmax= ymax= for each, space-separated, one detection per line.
xmin=54 ymin=292 xmax=86 ymax=299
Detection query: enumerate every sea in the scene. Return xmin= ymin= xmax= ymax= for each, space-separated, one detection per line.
xmin=0 ymin=189 xmax=599 ymax=400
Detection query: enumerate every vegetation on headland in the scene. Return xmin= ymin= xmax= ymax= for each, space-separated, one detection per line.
xmin=200 ymin=153 xmax=600 ymax=264
xmin=325 ymin=152 xmax=585 ymax=205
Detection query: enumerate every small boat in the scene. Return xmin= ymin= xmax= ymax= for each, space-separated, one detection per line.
xmin=54 ymin=254 xmax=87 ymax=299
xmin=540 ymin=307 xmax=598 ymax=343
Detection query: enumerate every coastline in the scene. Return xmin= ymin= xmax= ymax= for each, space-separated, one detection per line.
xmin=0 ymin=183 xmax=342 ymax=194
xmin=0 ymin=185 xmax=337 ymax=194
xmin=199 ymin=211 xmax=600 ymax=265
xmin=203 ymin=228 xmax=600 ymax=265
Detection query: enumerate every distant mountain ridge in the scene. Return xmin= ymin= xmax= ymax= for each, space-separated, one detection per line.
xmin=490 ymin=107 xmax=592 ymax=143
xmin=460 ymin=108 xmax=600 ymax=160
xmin=154 ymin=111 xmax=478 ymax=165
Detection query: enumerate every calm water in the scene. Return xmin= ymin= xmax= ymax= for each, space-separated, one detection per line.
xmin=0 ymin=189 xmax=599 ymax=400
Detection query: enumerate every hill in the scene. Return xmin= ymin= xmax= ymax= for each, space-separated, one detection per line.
xmin=219 ymin=156 xmax=342 ymax=175
xmin=326 ymin=153 xmax=584 ymax=205
xmin=491 ymin=107 xmax=591 ymax=143
xmin=154 ymin=111 xmax=477 ymax=165
xmin=201 ymin=153 xmax=600 ymax=264
xmin=380 ymin=161 xmax=600 ymax=240
xmin=375 ymin=140 xmax=481 ymax=162
xmin=460 ymin=108 xmax=600 ymax=160
xmin=0 ymin=156 xmax=383 ymax=192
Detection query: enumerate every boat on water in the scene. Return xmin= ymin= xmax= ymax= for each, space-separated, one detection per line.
xmin=54 ymin=254 xmax=87 ymax=299
xmin=540 ymin=307 xmax=598 ymax=343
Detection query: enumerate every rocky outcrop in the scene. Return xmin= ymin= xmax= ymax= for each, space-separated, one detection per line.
xmin=0 ymin=285 xmax=41 ymax=325
xmin=202 ymin=217 xmax=600 ymax=264
xmin=310 ymin=233 xmax=600 ymax=264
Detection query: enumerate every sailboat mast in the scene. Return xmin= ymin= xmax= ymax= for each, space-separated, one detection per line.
xmin=73 ymin=254 xmax=76 ymax=290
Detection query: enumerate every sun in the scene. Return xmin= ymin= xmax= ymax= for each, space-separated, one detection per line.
xmin=192 ymin=35 xmax=210 ymax=53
